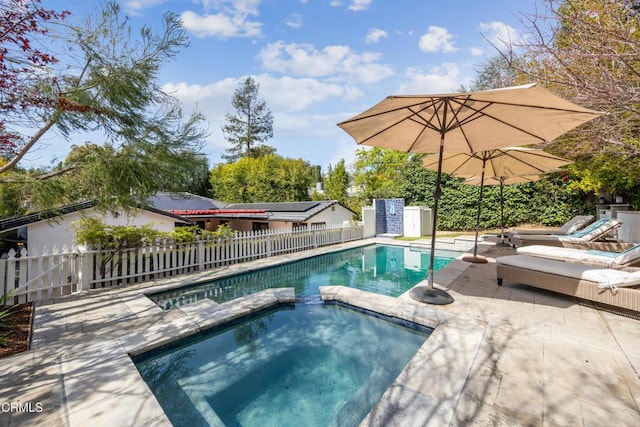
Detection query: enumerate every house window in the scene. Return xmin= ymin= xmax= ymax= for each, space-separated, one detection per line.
xmin=293 ymin=223 xmax=307 ymax=230
xmin=310 ymin=222 xmax=326 ymax=229
xmin=252 ymin=222 xmax=269 ymax=231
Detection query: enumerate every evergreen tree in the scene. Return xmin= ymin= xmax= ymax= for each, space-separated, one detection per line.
xmin=222 ymin=77 xmax=275 ymax=162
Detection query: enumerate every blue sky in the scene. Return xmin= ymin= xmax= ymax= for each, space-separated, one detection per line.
xmin=40 ymin=0 xmax=545 ymax=173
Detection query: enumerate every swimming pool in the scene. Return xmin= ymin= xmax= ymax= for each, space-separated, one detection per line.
xmin=150 ymin=244 xmax=459 ymax=309
xmin=134 ymin=301 xmax=432 ymax=426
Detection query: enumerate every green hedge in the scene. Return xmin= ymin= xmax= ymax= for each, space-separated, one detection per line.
xmin=401 ymin=163 xmax=591 ymax=231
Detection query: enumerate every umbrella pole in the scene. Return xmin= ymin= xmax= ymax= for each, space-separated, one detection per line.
xmin=496 ymin=178 xmax=511 ymax=247
xmin=409 ymin=119 xmax=453 ymax=305
xmin=427 ymin=138 xmax=445 ymax=287
xmin=463 ymin=158 xmax=488 ymax=263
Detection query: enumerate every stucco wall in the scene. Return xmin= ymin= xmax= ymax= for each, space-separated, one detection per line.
xmin=27 ymin=208 xmax=180 ymax=250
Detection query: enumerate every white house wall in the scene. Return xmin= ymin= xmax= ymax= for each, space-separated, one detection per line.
xmin=307 ymin=205 xmax=354 ymax=226
xmin=225 ymin=205 xmax=354 ymax=231
xmin=27 ymin=208 xmax=179 ymax=251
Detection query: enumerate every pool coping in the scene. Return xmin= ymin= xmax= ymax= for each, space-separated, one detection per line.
xmin=321 ymin=286 xmax=487 ymax=426
xmin=113 ymin=284 xmax=485 ymax=427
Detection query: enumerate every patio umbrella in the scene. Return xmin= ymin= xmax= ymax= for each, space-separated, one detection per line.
xmin=337 ymin=83 xmax=602 ymax=304
xmin=464 ymin=174 xmax=542 ymax=247
xmin=423 ymin=147 xmax=571 ymax=262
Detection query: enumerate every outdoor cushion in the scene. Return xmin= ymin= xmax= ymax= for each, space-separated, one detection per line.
xmin=510 ymin=218 xmax=622 ymax=247
xmin=507 ymin=215 xmax=594 ymax=236
xmin=567 ymin=217 xmax=617 ymax=239
xmin=497 ymin=254 xmax=640 ymax=291
xmin=557 ymin=215 xmax=596 ymax=234
xmin=612 ymin=244 xmax=640 ymax=266
xmin=517 ymin=243 xmax=640 ymax=267
xmin=580 ymin=268 xmax=640 ymax=289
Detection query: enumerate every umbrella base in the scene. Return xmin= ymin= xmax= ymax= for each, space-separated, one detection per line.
xmin=409 ymin=286 xmax=454 ymax=305
xmin=463 ymin=255 xmax=489 ymax=263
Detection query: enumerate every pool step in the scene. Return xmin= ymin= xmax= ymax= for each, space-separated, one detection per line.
xmin=295 ymin=295 xmax=323 ymax=304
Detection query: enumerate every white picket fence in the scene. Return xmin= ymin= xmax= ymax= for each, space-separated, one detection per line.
xmin=0 ymin=224 xmax=363 ymax=304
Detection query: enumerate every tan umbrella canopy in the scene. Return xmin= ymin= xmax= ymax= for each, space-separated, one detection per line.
xmin=423 ymin=147 xmax=571 ymax=261
xmin=464 ymin=175 xmax=541 ymax=186
xmin=422 ymin=147 xmax=572 ymax=179
xmin=338 ymin=83 xmax=602 ymax=304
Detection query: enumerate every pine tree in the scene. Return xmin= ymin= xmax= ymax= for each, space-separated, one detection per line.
xmin=222 ymin=77 xmax=275 ymax=162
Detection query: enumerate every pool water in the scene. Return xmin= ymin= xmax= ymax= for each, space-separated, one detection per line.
xmin=151 ymin=244 xmax=458 ymax=309
xmin=134 ymin=302 xmax=431 ymax=427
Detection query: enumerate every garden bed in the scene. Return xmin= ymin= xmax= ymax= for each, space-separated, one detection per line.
xmin=0 ymin=303 xmax=33 ymax=358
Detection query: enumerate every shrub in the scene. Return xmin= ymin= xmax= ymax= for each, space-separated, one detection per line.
xmin=0 ymin=291 xmax=16 ymax=347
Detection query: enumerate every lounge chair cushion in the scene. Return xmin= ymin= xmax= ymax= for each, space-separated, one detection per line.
xmin=497 ymin=255 xmax=640 ymax=290
xmin=517 ymin=245 xmax=617 ymax=264
xmin=517 ymin=243 xmax=640 ymax=267
xmin=581 ymin=269 xmax=640 ymax=288
xmin=557 ymin=215 xmax=596 ymax=234
xmin=511 ymin=218 xmax=622 ymax=247
xmin=612 ymin=244 xmax=640 ymax=266
xmin=507 ymin=215 xmax=594 ymax=236
xmin=567 ymin=218 xmax=619 ymax=239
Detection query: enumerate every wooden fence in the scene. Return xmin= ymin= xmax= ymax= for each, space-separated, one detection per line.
xmin=0 ymin=224 xmax=363 ymax=304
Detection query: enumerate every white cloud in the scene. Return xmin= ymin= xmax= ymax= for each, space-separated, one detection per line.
xmin=163 ymin=74 xmax=346 ymax=117
xmin=123 ymin=0 xmax=167 ymax=14
xmin=419 ymin=26 xmax=457 ymax=53
xmin=259 ymin=41 xmax=394 ymax=84
xmin=180 ymin=0 xmax=263 ymax=38
xmin=478 ymin=21 xmax=519 ymax=51
xmin=286 ymin=13 xmax=303 ymax=28
xmin=398 ymin=63 xmax=468 ymax=94
xmin=162 ymin=76 xmax=357 ymax=168
xmin=256 ymin=75 xmax=346 ymax=112
xmin=349 ymin=0 xmax=373 ymax=12
xmin=365 ymin=28 xmax=388 ymax=44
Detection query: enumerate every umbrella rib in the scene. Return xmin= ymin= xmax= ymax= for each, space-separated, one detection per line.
xmin=447 ymin=99 xmax=548 ymax=143
xmin=405 ymin=98 xmax=447 ymax=152
xmin=350 ymin=98 xmax=443 ymax=146
xmin=499 ymin=150 xmax=569 ymax=174
xmin=458 ymin=96 xmax=602 ymax=115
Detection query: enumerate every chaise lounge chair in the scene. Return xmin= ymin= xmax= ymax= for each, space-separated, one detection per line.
xmin=509 ymin=218 xmax=624 ymax=249
xmin=496 ymin=254 xmax=640 ymax=313
xmin=507 ymin=214 xmax=594 ymax=239
xmin=517 ymin=244 xmax=640 ymax=271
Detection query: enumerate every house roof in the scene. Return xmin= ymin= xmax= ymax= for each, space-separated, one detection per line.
xmin=148 ymin=192 xmax=227 ymax=213
xmin=215 ymin=200 xmax=355 ymax=222
xmin=0 ymin=201 xmax=192 ymax=233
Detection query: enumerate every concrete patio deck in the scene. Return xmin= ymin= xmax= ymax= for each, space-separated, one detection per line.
xmin=1 ymin=238 xmax=639 ymax=426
